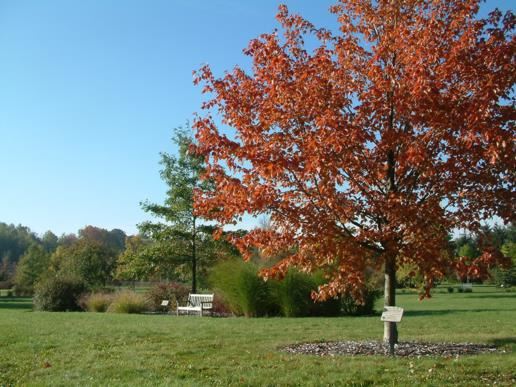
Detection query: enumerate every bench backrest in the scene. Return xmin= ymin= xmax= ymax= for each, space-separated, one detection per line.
xmin=188 ymin=294 xmax=214 ymax=309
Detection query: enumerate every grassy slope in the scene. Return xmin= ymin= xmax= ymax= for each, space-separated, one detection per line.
xmin=0 ymin=288 xmax=515 ymax=386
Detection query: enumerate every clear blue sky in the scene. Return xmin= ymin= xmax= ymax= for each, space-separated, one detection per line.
xmin=0 ymin=1 xmax=510 ymax=237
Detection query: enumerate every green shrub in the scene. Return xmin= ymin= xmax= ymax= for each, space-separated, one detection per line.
xmin=82 ymin=293 xmax=113 ymax=312
xmin=0 ymin=280 xmax=13 ymax=290
xmin=13 ymin=284 xmax=33 ymax=297
xmin=492 ymin=266 xmax=516 ymax=287
xmin=396 ymin=264 xmax=423 ymax=289
xmin=447 ymin=287 xmax=454 ymax=293
xmin=33 ymin=275 xmax=87 ymax=312
xmin=210 ymin=260 xmax=274 ymax=317
xmin=145 ymin=282 xmax=190 ymax=312
xmin=307 ymin=272 xmax=342 ymax=317
xmin=340 ymin=287 xmax=380 ymax=316
xmin=107 ymin=290 xmax=147 ymax=314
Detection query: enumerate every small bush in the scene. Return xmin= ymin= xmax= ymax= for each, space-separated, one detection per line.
xmin=340 ymin=288 xmax=381 ymax=316
xmin=308 ymin=272 xmax=342 ymax=317
xmin=457 ymin=287 xmax=464 ymax=293
xmin=492 ymin=266 xmax=516 ymax=287
xmin=82 ymin=293 xmax=113 ymax=312
xmin=107 ymin=291 xmax=147 ymax=314
xmin=0 ymin=280 xmax=13 ymax=290
xmin=33 ymin=275 xmax=87 ymax=312
xmin=13 ymin=285 xmax=33 ymax=297
xmin=447 ymin=287 xmax=454 ymax=293
xmin=308 ymin=296 xmax=342 ymax=317
xmin=211 ymin=293 xmax=232 ymax=316
xmin=145 ymin=282 xmax=190 ymax=312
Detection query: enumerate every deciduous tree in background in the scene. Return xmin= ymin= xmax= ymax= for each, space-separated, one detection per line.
xmin=50 ymin=239 xmax=117 ymax=288
xmin=13 ymin=244 xmax=50 ymax=295
xmin=50 ymin=226 xmax=125 ymax=288
xmin=193 ymin=0 xmax=514 ymax=351
xmin=41 ymin=231 xmax=59 ymax=253
xmin=115 ymin=235 xmax=154 ymax=282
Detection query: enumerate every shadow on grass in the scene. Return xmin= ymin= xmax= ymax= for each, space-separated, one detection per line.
xmin=404 ymin=308 xmax=510 ymax=317
xmin=488 ymin=337 xmax=516 ymax=347
xmin=464 ymin=294 xmax=516 ymax=299
xmin=0 ymin=298 xmax=32 ymax=310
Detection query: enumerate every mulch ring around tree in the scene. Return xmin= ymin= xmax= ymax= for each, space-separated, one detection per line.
xmin=280 ymin=341 xmax=504 ymax=357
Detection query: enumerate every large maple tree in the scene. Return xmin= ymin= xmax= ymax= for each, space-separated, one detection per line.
xmin=192 ymin=0 xmax=514 ymax=348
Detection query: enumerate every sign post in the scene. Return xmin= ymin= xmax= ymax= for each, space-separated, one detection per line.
xmin=381 ymin=306 xmax=404 ymax=323
xmin=381 ymin=306 xmax=404 ymax=355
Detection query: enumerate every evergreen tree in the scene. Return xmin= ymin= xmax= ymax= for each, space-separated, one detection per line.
xmin=137 ymin=127 xmax=214 ymax=292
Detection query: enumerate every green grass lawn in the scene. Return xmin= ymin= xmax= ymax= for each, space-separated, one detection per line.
xmin=1 ymin=287 xmax=515 ymax=386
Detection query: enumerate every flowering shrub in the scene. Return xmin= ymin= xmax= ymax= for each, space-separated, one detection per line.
xmin=145 ymin=282 xmax=190 ymax=312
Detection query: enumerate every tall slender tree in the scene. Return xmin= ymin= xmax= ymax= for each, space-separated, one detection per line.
xmin=139 ymin=128 xmax=213 ymax=292
xmin=192 ymin=1 xmax=514 ymax=351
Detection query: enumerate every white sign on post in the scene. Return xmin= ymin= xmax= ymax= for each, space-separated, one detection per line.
xmin=381 ymin=306 xmax=404 ymax=323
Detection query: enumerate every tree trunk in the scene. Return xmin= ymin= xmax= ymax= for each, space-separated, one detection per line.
xmin=383 ymin=255 xmax=398 ymax=355
xmin=192 ymin=217 xmax=197 ymax=293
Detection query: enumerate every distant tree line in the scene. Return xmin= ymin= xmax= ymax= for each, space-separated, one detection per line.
xmin=1 ymin=220 xmax=513 ymax=297
xmin=0 ymin=224 xmax=128 ymax=295
xmin=0 ymin=219 xmax=241 ymax=296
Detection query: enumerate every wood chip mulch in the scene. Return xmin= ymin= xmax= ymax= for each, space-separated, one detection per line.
xmin=280 ymin=341 xmax=503 ymax=357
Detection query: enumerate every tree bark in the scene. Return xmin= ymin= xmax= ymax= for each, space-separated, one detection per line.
xmin=192 ymin=216 xmax=197 ymax=293
xmin=383 ymin=255 xmax=398 ymax=355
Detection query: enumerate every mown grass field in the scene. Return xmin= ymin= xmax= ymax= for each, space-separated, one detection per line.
xmin=1 ymin=286 xmax=515 ymax=386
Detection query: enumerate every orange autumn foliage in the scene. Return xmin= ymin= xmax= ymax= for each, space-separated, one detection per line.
xmin=192 ymin=1 xmax=515 ymax=300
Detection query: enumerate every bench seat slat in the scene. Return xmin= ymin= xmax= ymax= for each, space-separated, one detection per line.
xmin=177 ymin=294 xmax=214 ymax=316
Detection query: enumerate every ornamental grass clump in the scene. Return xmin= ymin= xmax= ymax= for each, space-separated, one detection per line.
xmin=107 ymin=290 xmax=147 ymax=314
xmin=210 ymin=260 xmax=275 ymax=317
xmin=83 ymin=293 xmax=113 ymax=312
xmin=271 ymin=269 xmax=317 ymax=317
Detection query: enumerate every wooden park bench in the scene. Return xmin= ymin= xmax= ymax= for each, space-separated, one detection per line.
xmin=460 ymin=283 xmax=473 ymax=291
xmin=176 ymin=294 xmax=214 ymax=316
